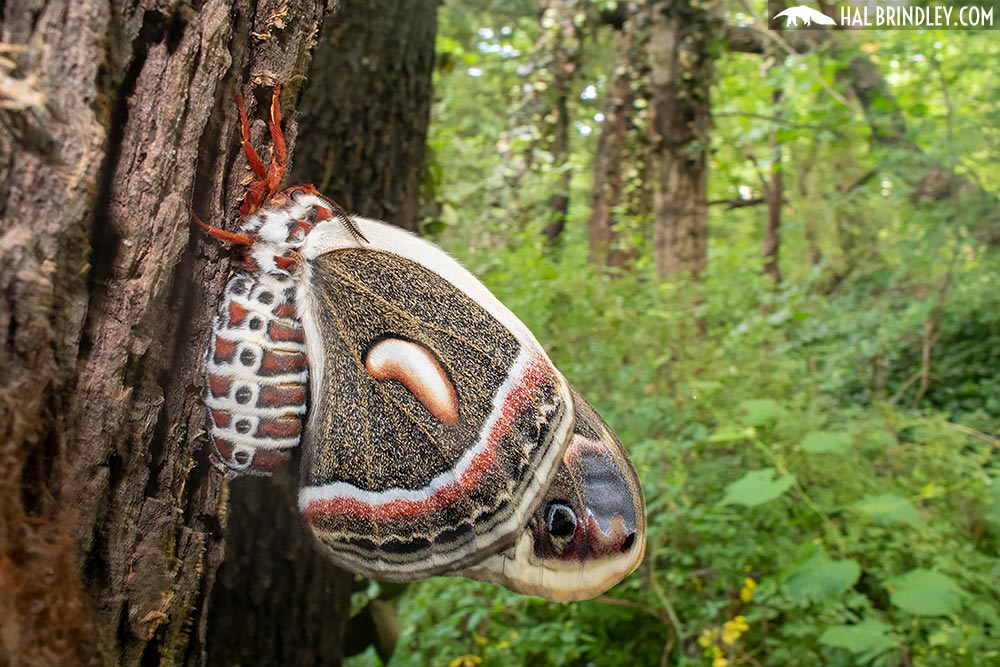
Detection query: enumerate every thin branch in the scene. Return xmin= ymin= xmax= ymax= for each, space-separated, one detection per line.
xmin=941 ymin=421 xmax=1000 ymax=448
xmin=836 ymin=168 xmax=877 ymax=194
xmin=597 ymin=595 xmax=673 ymax=625
xmin=731 ymin=0 xmax=854 ymax=109
xmin=708 ymin=197 xmax=767 ymax=209
xmin=888 ymin=369 xmax=921 ymax=405
xmin=715 ymin=110 xmax=825 ymax=131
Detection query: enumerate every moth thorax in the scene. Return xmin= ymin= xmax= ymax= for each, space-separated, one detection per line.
xmin=240 ymin=198 xmax=315 ymax=274
xmin=205 ymin=270 xmax=308 ymax=476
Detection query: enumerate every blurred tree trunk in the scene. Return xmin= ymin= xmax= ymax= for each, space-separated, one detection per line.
xmin=589 ymin=2 xmax=646 ymax=269
xmin=762 ymin=85 xmax=784 ymax=283
xmin=536 ymin=0 xmax=581 ymax=244
xmin=503 ymin=0 xmax=583 ymax=242
xmin=0 ymin=1 xmax=436 ymax=665
xmin=647 ymin=0 xmax=721 ymax=278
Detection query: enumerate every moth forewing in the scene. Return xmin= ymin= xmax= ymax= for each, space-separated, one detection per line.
xmin=294 ymin=213 xmax=576 ymax=579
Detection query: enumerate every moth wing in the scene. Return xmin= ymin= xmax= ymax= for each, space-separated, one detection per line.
xmin=460 ymin=385 xmax=645 ymax=601
xmin=296 ymin=216 xmax=575 ymax=579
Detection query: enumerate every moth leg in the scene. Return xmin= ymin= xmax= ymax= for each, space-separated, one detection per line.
xmin=236 ymin=94 xmax=268 ymax=179
xmin=189 ymin=203 xmax=254 ymax=246
xmin=265 ymin=83 xmax=287 ymax=194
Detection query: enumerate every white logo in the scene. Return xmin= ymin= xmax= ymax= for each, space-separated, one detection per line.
xmin=773 ymin=5 xmax=838 ymax=26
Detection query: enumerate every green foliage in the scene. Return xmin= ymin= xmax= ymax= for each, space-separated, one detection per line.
xmin=886 ymin=569 xmax=965 ymax=616
xmin=349 ymin=4 xmax=1000 ymax=667
xmin=346 ymin=233 xmax=1000 ymax=667
xmin=720 ymin=468 xmax=797 ymax=508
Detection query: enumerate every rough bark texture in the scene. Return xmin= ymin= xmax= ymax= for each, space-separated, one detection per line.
xmin=0 ymin=1 xmax=436 ymax=665
xmin=647 ymin=0 xmax=721 ymax=278
xmin=289 ymin=0 xmax=439 ymax=232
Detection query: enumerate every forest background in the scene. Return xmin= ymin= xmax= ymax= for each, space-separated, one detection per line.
xmin=1 ymin=0 xmax=997 ymax=666
xmin=370 ymin=2 xmax=1000 ymax=666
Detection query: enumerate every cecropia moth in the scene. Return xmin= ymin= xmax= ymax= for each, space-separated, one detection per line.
xmin=197 ymin=85 xmax=645 ymax=600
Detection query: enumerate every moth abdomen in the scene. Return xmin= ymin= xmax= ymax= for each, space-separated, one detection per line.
xmin=205 ymin=270 xmax=308 ymax=476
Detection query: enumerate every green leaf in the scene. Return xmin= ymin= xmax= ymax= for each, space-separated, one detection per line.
xmin=720 ymin=468 xmax=796 ymax=507
xmin=983 ymin=482 xmax=1000 ymax=533
xmin=819 ymin=618 xmax=896 ymax=655
xmin=801 ymin=430 xmax=851 ymax=455
xmin=852 ymin=493 xmax=920 ymax=526
xmin=785 ymin=556 xmax=861 ymax=603
xmin=886 ymin=569 xmax=964 ymax=616
xmin=738 ymin=399 xmax=783 ymax=427
xmin=706 ymin=425 xmax=754 ymax=443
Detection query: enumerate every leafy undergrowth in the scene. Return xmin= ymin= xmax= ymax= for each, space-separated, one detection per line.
xmin=348 ymin=232 xmax=1000 ymax=667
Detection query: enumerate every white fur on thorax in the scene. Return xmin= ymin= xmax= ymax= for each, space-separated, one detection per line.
xmin=239 ymin=204 xmax=309 ymax=274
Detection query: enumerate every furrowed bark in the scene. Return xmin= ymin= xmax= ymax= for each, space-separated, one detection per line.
xmin=0 ymin=1 xmax=359 ymax=664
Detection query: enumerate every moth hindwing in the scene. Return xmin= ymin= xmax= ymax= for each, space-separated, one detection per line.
xmin=460 ymin=385 xmax=646 ymax=602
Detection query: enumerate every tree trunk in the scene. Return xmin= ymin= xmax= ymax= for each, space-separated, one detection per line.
xmin=589 ymin=3 xmax=643 ymax=269
xmin=537 ymin=0 xmax=581 ymax=245
xmin=647 ymin=0 xmax=721 ymax=278
xmin=0 ymin=1 xmax=436 ymax=664
xmin=762 ymin=86 xmax=784 ymax=283
xmin=289 ymin=0 xmax=438 ymax=232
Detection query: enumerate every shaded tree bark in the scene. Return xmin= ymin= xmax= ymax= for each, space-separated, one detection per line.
xmin=0 ymin=1 xmax=436 ymax=665
xmin=647 ymin=0 xmax=722 ymax=278
xmin=762 ymin=86 xmax=784 ymax=283
xmin=290 ymin=0 xmax=439 ymax=232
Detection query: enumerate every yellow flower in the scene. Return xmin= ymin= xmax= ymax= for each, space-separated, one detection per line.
xmin=698 ymin=629 xmax=714 ymax=648
xmin=722 ymin=616 xmax=749 ymax=644
xmin=713 ymin=657 xmax=729 ymax=667
xmin=448 ymin=655 xmax=482 ymax=667
xmin=740 ymin=577 xmax=757 ymax=603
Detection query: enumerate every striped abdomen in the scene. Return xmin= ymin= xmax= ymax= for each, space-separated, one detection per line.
xmin=205 ymin=270 xmax=308 ymax=476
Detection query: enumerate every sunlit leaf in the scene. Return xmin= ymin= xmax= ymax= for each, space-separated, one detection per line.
xmin=801 ymin=430 xmax=851 ymax=455
xmin=706 ymin=425 xmax=754 ymax=443
xmin=720 ymin=468 xmax=796 ymax=507
xmin=738 ymin=398 xmax=783 ymax=426
xmin=819 ymin=618 xmax=896 ymax=655
xmin=784 ymin=556 xmax=861 ymax=603
xmin=886 ymin=569 xmax=964 ymax=616
xmin=852 ymin=493 xmax=920 ymax=526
